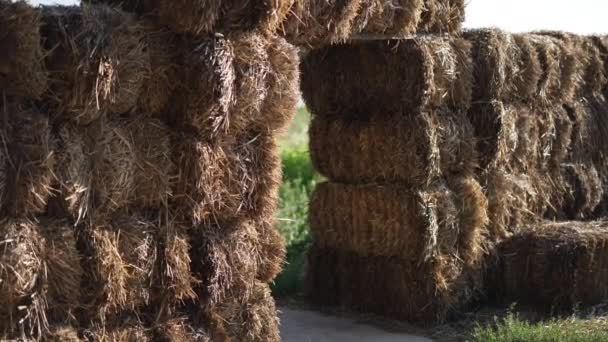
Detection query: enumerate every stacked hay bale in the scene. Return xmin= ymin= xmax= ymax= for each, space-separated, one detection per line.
xmin=301 ymin=31 xmax=492 ymax=321
xmin=1 ymin=1 xmax=298 ymax=340
xmin=303 ymin=25 xmax=608 ymax=321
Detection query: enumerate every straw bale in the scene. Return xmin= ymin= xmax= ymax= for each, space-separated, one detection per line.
xmin=309 ymin=110 xmax=476 ymax=186
xmin=86 ymin=213 xmax=157 ymax=317
xmin=529 ymin=34 xmax=579 ymax=105
xmin=301 ymin=36 xmax=472 ymax=118
xmin=352 ymin=0 xmax=423 ymax=36
xmin=465 ymin=29 xmax=542 ymax=102
xmin=483 ymin=169 xmax=547 ymax=240
xmin=537 ymin=32 xmax=606 ymax=98
xmin=157 ymin=0 xmax=291 ymax=35
xmin=41 ymin=219 xmax=83 ymax=320
xmin=42 ymin=5 xmax=149 ymax=125
xmin=306 ymin=245 xmax=483 ymax=324
xmin=0 ymin=218 xmax=47 ymax=339
xmin=85 ymin=0 xmax=153 ymax=13
xmin=0 ymin=100 xmax=55 ymax=217
xmin=54 ymin=122 xmax=97 ymax=224
xmin=138 ymin=24 xmax=178 ymax=115
xmin=591 ymin=35 xmax=608 ymax=93
xmin=157 ymin=218 xmax=197 ymax=315
xmin=172 ymin=132 xmax=280 ymax=226
xmin=489 ymin=221 xmax=608 ymax=310
xmin=86 ymin=320 xmax=150 ymax=342
xmin=310 ymin=178 xmax=488 ymax=264
xmin=548 ymin=163 xmax=604 ymax=220
xmin=259 ymin=35 xmax=300 ymax=133
xmin=0 ymin=0 xmax=47 ymax=98
xmin=280 ymin=0 xmax=363 ymax=47
xmin=191 ymin=218 xmax=284 ymax=305
xmin=48 ymin=326 xmax=81 ymax=341
xmin=178 ymin=35 xmax=236 ymax=135
xmin=419 ymin=0 xmax=465 ymax=34
xmin=208 ymin=282 xmax=280 ymax=342
xmin=154 ymin=317 xmax=211 ymax=342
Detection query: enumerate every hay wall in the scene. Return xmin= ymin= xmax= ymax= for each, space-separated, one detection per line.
xmin=1 ymin=2 xmax=293 ymax=339
xmin=488 ymin=221 xmax=608 ymax=310
xmin=301 ymin=36 xmax=472 ymax=118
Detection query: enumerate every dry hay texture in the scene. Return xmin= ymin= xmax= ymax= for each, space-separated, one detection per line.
xmin=207 ymin=282 xmax=280 ymax=342
xmin=310 ymin=179 xmax=488 ymax=264
xmin=309 ymin=110 xmax=477 ymax=186
xmin=488 ymin=221 xmax=608 ymax=310
xmin=308 ymin=179 xmax=488 ymax=322
xmin=190 ymin=219 xmax=285 ymax=307
xmin=281 ymin=0 xmax=464 ymax=47
xmin=0 ymin=0 xmax=47 ymax=98
xmin=55 ymin=116 xmax=173 ymax=223
xmin=306 ymin=244 xmax=482 ymax=324
xmin=41 ymin=4 xmax=149 ymax=125
xmin=177 ymin=32 xmax=299 ymax=137
xmin=0 ymin=219 xmax=82 ymax=340
xmin=171 ymin=132 xmax=281 ymax=227
xmin=301 ymin=36 xmax=472 ymax=118
xmin=0 ymin=100 xmax=55 ymax=218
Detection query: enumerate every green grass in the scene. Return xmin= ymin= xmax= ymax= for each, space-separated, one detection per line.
xmin=471 ymin=314 xmax=608 ymax=342
xmin=272 ymin=108 xmax=315 ymax=297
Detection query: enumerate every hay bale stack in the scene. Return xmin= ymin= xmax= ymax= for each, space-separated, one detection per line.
xmin=0 ymin=0 xmax=47 ymax=98
xmin=310 ymin=110 xmax=477 ymax=186
xmin=41 ymin=4 xmax=149 ymax=125
xmin=301 ymin=36 xmax=472 ymax=117
xmin=281 ymin=0 xmax=464 ymax=47
xmin=307 ymin=178 xmax=488 ymax=322
xmin=488 ymin=221 xmax=608 ymax=310
xmin=0 ymin=1 xmax=294 ymax=338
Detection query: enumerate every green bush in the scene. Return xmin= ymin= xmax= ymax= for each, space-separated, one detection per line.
xmin=472 ymin=314 xmax=608 ymax=342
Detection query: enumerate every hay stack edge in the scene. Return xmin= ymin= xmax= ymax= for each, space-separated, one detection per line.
xmin=0 ymin=0 xmax=303 ymax=340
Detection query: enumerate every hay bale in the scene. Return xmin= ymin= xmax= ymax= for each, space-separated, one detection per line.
xmin=483 ymin=169 xmax=548 ymax=240
xmin=177 ymin=35 xmax=236 ymax=135
xmin=259 ymin=35 xmax=300 ymax=134
xmin=191 ymin=218 xmax=284 ymax=305
xmin=208 ymin=282 xmax=280 ymax=342
xmin=86 ymin=213 xmax=157 ymax=317
xmin=172 ymin=132 xmax=280 ymax=226
xmin=157 ymin=218 xmax=197 ymax=315
xmin=309 ymin=110 xmax=477 ymax=186
xmin=0 ymin=219 xmax=47 ymax=339
xmin=0 ymin=100 xmax=55 ymax=217
xmin=464 ymin=29 xmax=542 ymax=102
xmin=489 ymin=221 xmax=608 ymax=310
xmin=41 ymin=4 xmax=149 ymax=125
xmin=154 ymin=317 xmax=211 ymax=342
xmin=55 ymin=122 xmax=97 ymax=224
xmin=306 ymin=245 xmax=484 ymax=323
xmin=47 ymin=326 xmax=81 ymax=341
xmin=0 ymin=0 xmax=47 ymax=98
xmin=41 ymin=219 xmax=83 ymax=322
xmin=156 ymin=0 xmax=291 ymax=35
xmin=537 ymin=32 xmax=606 ymax=98
xmin=418 ymin=0 xmax=465 ymax=34
xmin=309 ymin=179 xmax=488 ymax=264
xmin=352 ymin=0 xmax=424 ymax=36
xmin=137 ymin=24 xmax=178 ymax=115
xmin=86 ymin=320 xmax=150 ymax=342
xmin=548 ymin=163 xmax=604 ymax=220
xmin=280 ymin=0 xmax=363 ymax=47
xmin=301 ymin=36 xmax=472 ymax=118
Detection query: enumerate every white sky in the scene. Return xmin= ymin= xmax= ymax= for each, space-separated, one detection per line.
xmin=27 ymin=0 xmax=608 ymax=34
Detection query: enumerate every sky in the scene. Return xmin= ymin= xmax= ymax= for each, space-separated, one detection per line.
xmin=27 ymin=0 xmax=608 ymax=34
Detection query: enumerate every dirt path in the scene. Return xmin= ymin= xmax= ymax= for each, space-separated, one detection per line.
xmin=279 ymin=307 xmax=433 ymax=342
